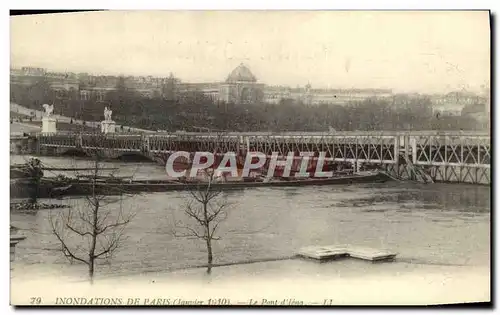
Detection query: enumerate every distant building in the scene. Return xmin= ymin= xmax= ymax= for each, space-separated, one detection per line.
xmin=10 ymin=67 xmax=46 ymax=86
xmin=431 ymin=90 xmax=487 ymax=106
xmin=177 ymin=82 xmax=221 ymax=101
xmin=11 ymin=67 xmax=168 ymax=101
xmin=175 ymin=64 xmax=267 ymax=104
xmin=289 ymin=87 xmax=392 ymax=105
xmin=481 ymin=86 xmax=491 ymax=114
xmin=46 ymin=71 xmax=79 ymax=91
xmin=11 ymin=64 xmax=395 ymax=105
xmin=430 ymin=89 xmax=489 ymax=118
xmin=218 ymin=63 xmax=265 ymax=104
xmin=263 ymin=85 xmax=293 ymax=104
xmin=176 ymin=63 xmax=392 ymax=105
xmin=462 ymin=103 xmax=490 ymax=127
xmin=21 ymin=67 xmax=46 ymax=76
xmin=77 ymin=75 xmax=117 ymax=101
xmin=432 ymin=104 xmax=465 ymax=117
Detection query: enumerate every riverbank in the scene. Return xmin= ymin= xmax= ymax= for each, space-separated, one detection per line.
xmin=11 ymin=259 xmax=490 ymax=305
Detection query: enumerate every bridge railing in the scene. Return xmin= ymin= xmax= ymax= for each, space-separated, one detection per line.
xmin=149 ymin=130 xmax=490 ymax=137
xmin=27 ymin=129 xmax=490 ymax=139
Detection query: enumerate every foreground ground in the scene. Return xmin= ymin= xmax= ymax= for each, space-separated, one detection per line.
xmin=10 ymin=258 xmax=490 ymax=306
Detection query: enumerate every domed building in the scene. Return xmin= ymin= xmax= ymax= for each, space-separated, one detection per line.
xmin=218 ymin=63 xmax=265 ymax=104
xmin=226 ymin=63 xmax=257 ymax=83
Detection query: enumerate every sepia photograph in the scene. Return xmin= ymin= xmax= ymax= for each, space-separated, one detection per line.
xmin=8 ymin=9 xmax=491 ymax=306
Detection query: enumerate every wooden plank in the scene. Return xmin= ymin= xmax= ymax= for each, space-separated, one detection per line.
xmin=296 ymin=245 xmax=397 ymax=262
xmin=297 ymin=245 xmax=349 ymax=261
xmin=10 ymin=235 xmax=26 ymax=245
xmin=347 ymin=247 xmax=397 ymax=261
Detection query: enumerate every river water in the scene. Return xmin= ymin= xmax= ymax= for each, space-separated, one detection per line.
xmin=10 ymin=155 xmax=491 ymax=281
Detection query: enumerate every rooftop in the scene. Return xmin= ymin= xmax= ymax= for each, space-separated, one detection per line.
xmin=226 ymin=63 xmax=257 ymax=83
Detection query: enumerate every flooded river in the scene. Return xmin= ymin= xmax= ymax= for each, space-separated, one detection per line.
xmin=10 ymin=155 xmax=491 ymax=280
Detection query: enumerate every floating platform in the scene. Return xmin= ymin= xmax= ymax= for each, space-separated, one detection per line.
xmin=347 ymin=247 xmax=398 ymax=261
xmin=297 ymin=245 xmax=349 ymax=261
xmin=297 ymin=245 xmax=397 ymax=262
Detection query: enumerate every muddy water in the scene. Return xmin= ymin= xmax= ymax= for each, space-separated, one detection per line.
xmin=10 ymin=156 xmax=490 ymax=280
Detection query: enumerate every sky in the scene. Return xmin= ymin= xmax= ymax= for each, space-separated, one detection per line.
xmin=10 ymin=11 xmax=490 ymax=94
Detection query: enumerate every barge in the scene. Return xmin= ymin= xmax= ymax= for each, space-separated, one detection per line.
xmin=10 ymin=171 xmax=391 ymax=198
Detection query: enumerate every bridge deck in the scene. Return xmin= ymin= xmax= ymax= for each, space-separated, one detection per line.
xmin=10 ymin=131 xmax=491 ymax=184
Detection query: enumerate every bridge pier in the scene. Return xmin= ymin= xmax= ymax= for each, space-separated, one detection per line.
xmin=411 ymin=136 xmax=417 ymax=164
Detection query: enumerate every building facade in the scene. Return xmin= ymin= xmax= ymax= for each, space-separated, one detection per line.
xmin=430 ymin=89 xmax=490 ymax=117
xmin=218 ymin=63 xmax=265 ymax=104
xmin=201 ymin=63 xmax=393 ymax=105
xmin=11 ymin=64 xmax=397 ymax=106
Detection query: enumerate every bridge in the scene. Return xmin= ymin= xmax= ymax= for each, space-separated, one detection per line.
xmin=11 ymin=130 xmax=491 ymax=185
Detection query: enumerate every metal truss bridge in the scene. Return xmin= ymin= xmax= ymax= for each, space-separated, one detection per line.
xmin=12 ymin=131 xmax=491 ymax=184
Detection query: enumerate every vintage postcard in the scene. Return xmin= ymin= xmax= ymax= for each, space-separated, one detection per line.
xmin=9 ymin=10 xmax=491 ymax=306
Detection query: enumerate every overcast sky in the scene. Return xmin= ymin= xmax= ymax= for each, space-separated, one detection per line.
xmin=10 ymin=11 xmax=490 ymax=93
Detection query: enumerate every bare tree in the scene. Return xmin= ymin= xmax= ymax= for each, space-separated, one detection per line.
xmin=49 ymin=134 xmax=135 ymax=284
xmin=172 ymin=169 xmax=232 ymax=274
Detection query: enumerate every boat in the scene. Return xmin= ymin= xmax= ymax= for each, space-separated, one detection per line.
xmin=10 ymin=162 xmax=119 ymax=179
xmin=75 ymin=174 xmax=133 ymax=182
xmin=10 ymin=170 xmax=392 ymax=199
xmin=42 ymin=167 xmax=119 ymax=171
xmin=11 ymin=167 xmax=30 ymax=179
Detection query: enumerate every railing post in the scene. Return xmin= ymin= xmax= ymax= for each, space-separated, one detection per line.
xmin=141 ymin=134 xmax=149 ymax=153
xmin=75 ymin=133 xmax=83 ymax=149
xmin=37 ymin=134 xmax=42 ymax=155
xmin=355 ymin=135 xmax=359 ymax=170
xmin=404 ymin=134 xmax=410 ymax=162
xmin=76 ymin=133 xmax=83 ymax=149
xmin=394 ymin=135 xmax=399 ymax=166
xmin=238 ymin=136 xmax=243 ymax=155
xmin=246 ymin=136 xmax=250 ymax=154
xmin=444 ymin=135 xmax=448 ymax=165
xmin=411 ymin=135 xmax=417 ymax=164
xmin=404 ymin=133 xmax=411 ymax=179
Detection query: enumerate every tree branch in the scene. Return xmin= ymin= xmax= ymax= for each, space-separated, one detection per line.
xmin=207 ymin=203 xmax=227 ymax=223
xmin=94 ymin=233 xmax=121 ymax=259
xmin=184 ymin=202 xmax=205 ymax=226
xmin=96 ymin=216 xmax=132 ymax=235
xmin=209 ymin=219 xmax=224 ymax=240
xmin=64 ymin=222 xmax=92 ymax=237
xmin=49 ymin=213 xmax=89 ymax=266
xmin=173 ymin=224 xmax=204 ymax=239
